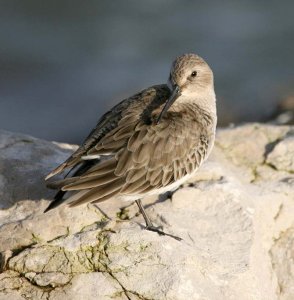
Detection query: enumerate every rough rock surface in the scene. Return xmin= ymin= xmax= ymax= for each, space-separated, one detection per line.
xmin=0 ymin=124 xmax=293 ymax=300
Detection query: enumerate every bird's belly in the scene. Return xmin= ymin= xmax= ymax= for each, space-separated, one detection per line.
xmin=120 ymin=168 xmax=198 ymax=202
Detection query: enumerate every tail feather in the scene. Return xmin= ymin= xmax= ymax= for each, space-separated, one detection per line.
xmin=44 ymin=160 xmax=99 ymax=212
xmin=45 ymin=156 xmax=82 ymax=180
xmin=46 ymin=177 xmax=79 ymax=190
xmin=45 ymin=163 xmax=69 ymax=180
xmin=44 ymin=190 xmax=67 ymax=213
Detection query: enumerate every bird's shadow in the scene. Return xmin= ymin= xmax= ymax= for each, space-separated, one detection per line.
xmin=144 ymin=191 xmax=175 ymax=209
xmin=0 ymin=159 xmax=55 ymax=210
xmin=0 ymin=134 xmax=74 ymax=211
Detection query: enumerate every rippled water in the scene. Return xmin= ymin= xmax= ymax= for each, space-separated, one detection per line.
xmin=0 ymin=1 xmax=293 ymax=143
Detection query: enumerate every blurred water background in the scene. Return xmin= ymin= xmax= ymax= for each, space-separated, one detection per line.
xmin=0 ymin=0 xmax=293 ymax=143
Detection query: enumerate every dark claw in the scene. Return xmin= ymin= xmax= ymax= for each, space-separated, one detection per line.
xmin=135 ymin=199 xmax=182 ymax=241
xmin=145 ymin=225 xmax=165 ymax=235
xmin=145 ymin=225 xmax=182 ymax=241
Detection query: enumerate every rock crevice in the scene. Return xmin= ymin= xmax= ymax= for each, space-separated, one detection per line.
xmin=0 ymin=124 xmax=293 ymax=300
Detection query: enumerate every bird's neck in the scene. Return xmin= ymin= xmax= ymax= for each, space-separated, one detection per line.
xmin=176 ymin=89 xmax=217 ymax=118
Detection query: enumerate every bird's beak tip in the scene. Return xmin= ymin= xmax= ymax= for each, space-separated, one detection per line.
xmin=156 ymin=85 xmax=181 ymax=124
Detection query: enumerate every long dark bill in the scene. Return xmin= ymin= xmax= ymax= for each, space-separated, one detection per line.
xmin=156 ymin=85 xmax=181 ymax=124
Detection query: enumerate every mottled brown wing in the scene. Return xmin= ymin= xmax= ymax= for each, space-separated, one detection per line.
xmin=62 ymin=103 xmax=211 ymax=207
xmin=45 ymin=84 xmax=170 ymax=180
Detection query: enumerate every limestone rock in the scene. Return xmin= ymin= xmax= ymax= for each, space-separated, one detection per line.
xmin=0 ymin=124 xmax=293 ymax=300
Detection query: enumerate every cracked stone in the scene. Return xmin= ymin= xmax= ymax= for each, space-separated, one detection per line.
xmin=0 ymin=124 xmax=293 ymax=300
xmin=267 ymin=135 xmax=294 ymax=173
xmin=25 ymin=272 xmax=71 ymax=287
xmin=270 ymin=228 xmax=294 ymax=300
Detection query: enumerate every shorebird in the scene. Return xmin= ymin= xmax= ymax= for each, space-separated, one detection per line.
xmin=45 ymin=53 xmax=217 ymax=238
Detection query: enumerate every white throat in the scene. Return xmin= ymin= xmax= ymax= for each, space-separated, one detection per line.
xmin=178 ymin=88 xmax=217 ymax=116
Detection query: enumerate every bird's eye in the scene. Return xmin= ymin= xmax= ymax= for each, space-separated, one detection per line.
xmin=191 ymin=71 xmax=197 ymax=77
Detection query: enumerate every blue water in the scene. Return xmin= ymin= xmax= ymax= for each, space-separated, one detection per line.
xmin=0 ymin=0 xmax=293 ymax=143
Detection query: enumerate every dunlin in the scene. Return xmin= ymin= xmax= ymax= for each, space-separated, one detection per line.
xmin=45 ymin=53 xmax=217 ymax=238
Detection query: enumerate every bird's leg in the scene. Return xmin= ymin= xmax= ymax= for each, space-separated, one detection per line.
xmin=135 ymin=199 xmax=154 ymax=227
xmin=135 ymin=199 xmax=164 ymax=234
xmin=135 ymin=199 xmax=182 ymax=241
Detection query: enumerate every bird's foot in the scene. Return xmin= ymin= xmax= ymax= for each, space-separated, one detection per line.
xmin=145 ymin=224 xmax=164 ymax=235
xmin=145 ymin=225 xmax=182 ymax=241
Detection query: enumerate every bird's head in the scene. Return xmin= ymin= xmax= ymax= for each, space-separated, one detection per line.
xmin=157 ymin=53 xmax=215 ymax=124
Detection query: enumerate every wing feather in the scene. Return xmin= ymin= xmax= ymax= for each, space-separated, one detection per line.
xmin=126 ymin=168 xmax=146 ymax=183
xmin=46 ymin=88 xmax=214 ymax=210
xmin=115 ymin=148 xmax=134 ymax=176
xmin=62 ymin=172 xmax=119 ymax=191
xmin=67 ymin=177 xmax=124 ymax=206
xmin=82 ymin=157 xmax=117 ymax=177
